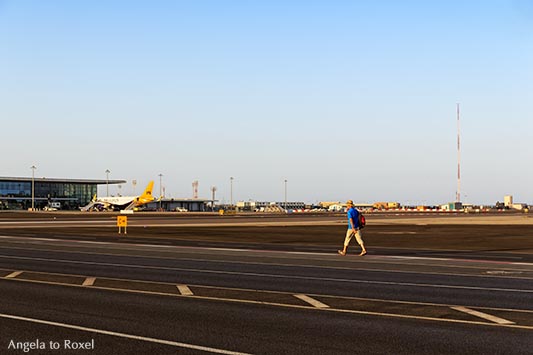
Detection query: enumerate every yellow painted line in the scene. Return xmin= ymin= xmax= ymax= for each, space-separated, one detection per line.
xmin=3 ymin=275 xmax=533 ymax=330
xmin=82 ymin=277 xmax=96 ymax=286
xmin=451 ymin=306 xmax=515 ymax=325
xmin=0 ymin=313 xmax=251 ymax=355
xmin=294 ymin=294 xmax=329 ymax=308
xmin=5 ymin=271 xmax=23 ymax=278
xmin=177 ymin=285 xmax=193 ymax=296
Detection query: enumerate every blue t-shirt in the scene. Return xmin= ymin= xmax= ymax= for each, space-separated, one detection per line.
xmin=347 ymin=207 xmax=359 ymax=229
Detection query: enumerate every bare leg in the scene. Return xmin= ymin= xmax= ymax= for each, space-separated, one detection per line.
xmin=338 ymin=229 xmax=354 ymax=255
xmin=354 ymin=230 xmax=367 ymax=255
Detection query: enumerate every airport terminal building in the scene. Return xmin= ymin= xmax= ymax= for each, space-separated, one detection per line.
xmin=145 ymin=198 xmax=211 ymax=212
xmin=0 ymin=176 xmax=125 ymax=210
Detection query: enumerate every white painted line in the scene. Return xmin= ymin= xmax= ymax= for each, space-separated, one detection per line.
xmin=3 ymin=261 xmax=531 ymax=318
xmin=71 ymin=240 xmax=113 ymax=245
xmin=0 ymin=313 xmax=251 ymax=355
xmin=177 ymin=284 xmax=193 ymax=296
xmin=294 ymin=294 xmax=329 ymax=308
xmin=82 ymin=277 xmax=96 ymax=286
xmin=5 ymin=271 xmax=23 ymax=278
xmin=2 ymin=254 xmax=532 ymax=294
xmin=4 ymin=275 xmax=533 ymax=330
xmin=451 ymin=306 xmax=515 ymax=325
xmin=385 ymin=256 xmax=452 ymax=261
xmin=0 ymin=237 xmax=59 ymax=242
xmin=5 ymin=267 xmax=533 ymax=316
xmin=205 ymin=247 xmax=247 ymax=252
xmin=1 ymin=243 xmax=532 ymax=283
xmin=2 ymin=234 xmax=533 ymax=267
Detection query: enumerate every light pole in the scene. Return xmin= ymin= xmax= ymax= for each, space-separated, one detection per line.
xmin=158 ymin=173 xmax=163 ymax=211
xmin=31 ymin=165 xmax=36 ymax=211
xmin=211 ymin=186 xmax=217 ymax=212
xmin=230 ymin=177 xmax=234 ymax=208
xmin=284 ymin=179 xmax=287 ymax=211
xmin=105 ymin=169 xmax=110 ymax=197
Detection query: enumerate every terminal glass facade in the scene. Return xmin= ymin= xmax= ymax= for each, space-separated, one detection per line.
xmin=0 ymin=179 xmax=98 ymax=210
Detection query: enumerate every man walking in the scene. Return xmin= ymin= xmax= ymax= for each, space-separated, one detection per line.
xmin=338 ymin=200 xmax=367 ymax=256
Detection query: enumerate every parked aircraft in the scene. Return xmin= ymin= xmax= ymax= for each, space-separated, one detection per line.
xmin=81 ymin=181 xmax=155 ymax=211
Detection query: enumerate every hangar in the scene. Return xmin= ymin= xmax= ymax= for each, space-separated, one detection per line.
xmin=0 ymin=176 xmax=126 ymax=210
xmin=144 ymin=198 xmax=211 ymax=212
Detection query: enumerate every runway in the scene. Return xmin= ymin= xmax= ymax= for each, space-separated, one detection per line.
xmin=0 ymin=212 xmax=532 ymax=354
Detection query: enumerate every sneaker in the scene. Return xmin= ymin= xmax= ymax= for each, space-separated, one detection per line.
xmin=337 ymin=250 xmax=346 ymax=256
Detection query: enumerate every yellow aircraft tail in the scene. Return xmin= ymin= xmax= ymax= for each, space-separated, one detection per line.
xmin=141 ymin=181 xmax=154 ymax=198
xmin=134 ymin=181 xmax=155 ymax=205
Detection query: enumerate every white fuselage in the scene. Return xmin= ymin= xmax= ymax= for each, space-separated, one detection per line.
xmin=97 ymin=196 xmax=136 ymax=207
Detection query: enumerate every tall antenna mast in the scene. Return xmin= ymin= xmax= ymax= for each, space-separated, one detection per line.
xmin=456 ymin=103 xmax=461 ymax=202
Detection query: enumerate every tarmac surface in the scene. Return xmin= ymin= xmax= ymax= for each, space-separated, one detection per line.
xmin=0 ymin=211 xmax=532 ymax=354
xmin=1 ymin=211 xmax=532 ymax=260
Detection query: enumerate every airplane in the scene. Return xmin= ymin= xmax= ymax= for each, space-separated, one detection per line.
xmin=81 ymin=181 xmax=155 ymax=211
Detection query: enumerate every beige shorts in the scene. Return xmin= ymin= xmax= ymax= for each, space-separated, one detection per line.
xmin=344 ymin=228 xmax=364 ymax=247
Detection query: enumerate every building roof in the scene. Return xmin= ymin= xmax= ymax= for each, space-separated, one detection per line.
xmin=157 ymin=198 xmax=212 ymax=202
xmin=0 ymin=176 xmax=126 ymax=185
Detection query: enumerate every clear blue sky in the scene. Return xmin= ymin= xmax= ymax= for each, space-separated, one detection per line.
xmin=1 ymin=1 xmax=532 ymax=205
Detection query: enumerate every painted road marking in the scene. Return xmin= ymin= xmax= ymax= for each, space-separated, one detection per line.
xmin=1 ymin=254 xmax=532 ymax=294
xmin=4 ymin=267 xmax=533 ymax=315
xmin=3 ymin=272 xmax=533 ymax=330
xmin=4 ymin=236 xmax=533 ymax=279
xmin=451 ymin=306 xmax=515 ymax=325
xmin=2 ymin=241 xmax=532 ymax=284
xmin=1 ymin=243 xmax=531 ymax=284
xmin=5 ymin=271 xmax=23 ymax=278
xmin=82 ymin=277 xmax=96 ymax=286
xmin=294 ymin=294 xmax=329 ymax=308
xmin=2 ymin=235 xmax=533 ymax=269
xmin=0 ymin=313 xmax=251 ymax=355
xmin=485 ymin=271 xmax=523 ymax=275
xmin=177 ymin=284 xmax=193 ymax=296
xmin=6 ymin=266 xmax=533 ymax=316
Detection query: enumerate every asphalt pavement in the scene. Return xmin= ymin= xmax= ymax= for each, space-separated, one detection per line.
xmin=0 ymin=212 xmax=532 ymax=354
